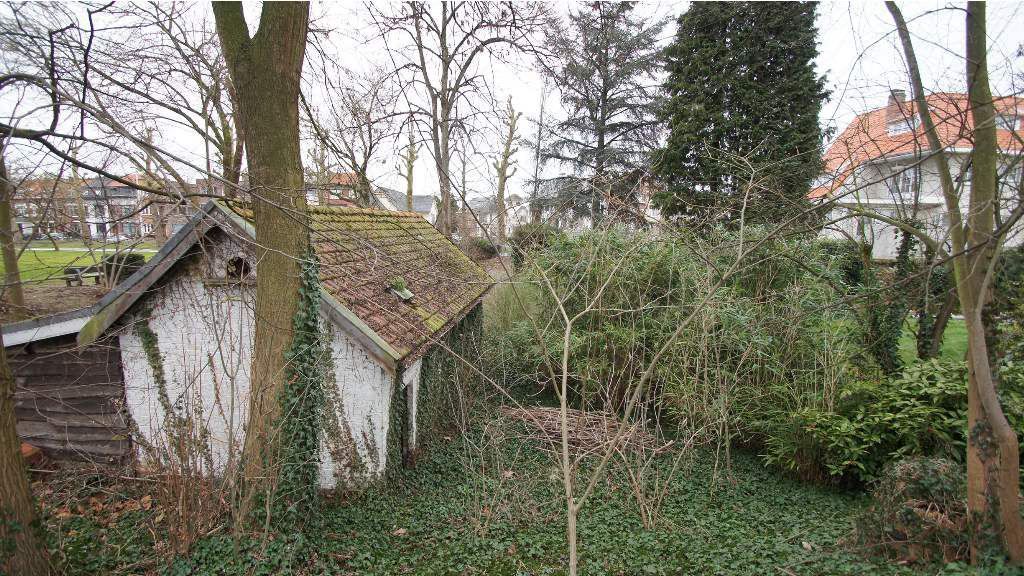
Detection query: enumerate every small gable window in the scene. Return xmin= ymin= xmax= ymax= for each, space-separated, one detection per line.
xmin=226 ymin=257 xmax=251 ymax=280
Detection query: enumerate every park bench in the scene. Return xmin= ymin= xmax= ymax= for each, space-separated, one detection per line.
xmin=63 ymin=265 xmax=102 ymax=287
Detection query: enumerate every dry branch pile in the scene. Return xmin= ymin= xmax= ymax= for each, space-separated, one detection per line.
xmin=499 ymin=405 xmax=671 ymax=457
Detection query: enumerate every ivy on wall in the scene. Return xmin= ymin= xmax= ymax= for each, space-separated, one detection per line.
xmin=272 ymin=249 xmax=328 ymax=526
xmin=385 ymin=304 xmax=484 ymax=481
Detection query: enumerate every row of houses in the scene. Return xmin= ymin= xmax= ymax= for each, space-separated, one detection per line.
xmin=11 ymin=172 xmax=437 ymax=243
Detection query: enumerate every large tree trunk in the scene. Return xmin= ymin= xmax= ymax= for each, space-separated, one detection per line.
xmin=961 ymin=3 xmax=1023 ymax=561
xmin=0 ymin=153 xmax=25 ymax=309
xmin=213 ymin=0 xmax=311 ymax=525
xmin=888 ymin=1 xmax=1023 ymax=562
xmin=0 ymin=331 xmax=50 ymax=575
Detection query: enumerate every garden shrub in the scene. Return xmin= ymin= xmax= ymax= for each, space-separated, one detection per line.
xmin=765 ymin=359 xmax=1024 ymax=485
xmin=814 ymin=238 xmax=865 ymax=290
xmin=463 ymin=237 xmax=498 ymax=261
xmin=852 ymin=457 xmax=968 ymax=564
xmin=487 ymin=227 xmax=859 ymax=452
xmin=101 ymin=251 xmax=146 ymax=283
xmin=509 ymin=222 xmax=561 ymax=270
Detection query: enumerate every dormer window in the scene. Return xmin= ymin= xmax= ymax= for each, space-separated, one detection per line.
xmin=887 ymin=115 xmax=918 ymax=135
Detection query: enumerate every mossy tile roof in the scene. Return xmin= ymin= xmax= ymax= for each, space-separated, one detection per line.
xmin=307 ymin=206 xmax=491 ymax=360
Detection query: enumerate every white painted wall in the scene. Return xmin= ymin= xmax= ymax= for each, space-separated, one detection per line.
xmin=820 ymin=153 xmax=1023 ymax=259
xmin=118 ymin=230 xmax=420 ymax=488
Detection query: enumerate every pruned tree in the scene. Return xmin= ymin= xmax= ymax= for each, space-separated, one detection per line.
xmin=397 ymin=118 xmax=419 ymax=211
xmin=493 ymin=98 xmax=520 ymax=244
xmin=212 ymin=0 xmax=314 ymax=526
xmin=369 ymin=1 xmax=552 ymax=236
xmin=542 ymin=2 xmax=665 ymax=225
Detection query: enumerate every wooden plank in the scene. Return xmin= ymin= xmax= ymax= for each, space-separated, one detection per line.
xmin=23 ymin=436 xmax=130 ymax=458
xmin=15 ymin=372 xmax=123 ymax=386
xmin=17 ymin=420 xmax=130 ymax=443
xmin=13 ymin=409 xmax=126 ymax=429
xmin=14 ymin=396 xmax=119 ymax=415
xmin=15 ymin=385 xmax=125 ymax=400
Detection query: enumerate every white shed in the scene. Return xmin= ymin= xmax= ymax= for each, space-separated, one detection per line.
xmin=75 ymin=201 xmax=491 ymax=487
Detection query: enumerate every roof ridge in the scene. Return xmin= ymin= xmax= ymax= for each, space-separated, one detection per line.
xmin=308 ymin=205 xmax=424 ymax=218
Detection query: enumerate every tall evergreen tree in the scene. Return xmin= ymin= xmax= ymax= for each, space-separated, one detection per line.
xmin=543 ymin=2 xmax=666 ymax=225
xmin=654 ymin=2 xmax=827 ymax=225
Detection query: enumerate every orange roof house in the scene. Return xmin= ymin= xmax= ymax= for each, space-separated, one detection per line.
xmin=810 ymin=91 xmax=1023 ymax=200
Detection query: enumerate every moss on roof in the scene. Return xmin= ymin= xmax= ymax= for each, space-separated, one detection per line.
xmin=228 ymin=203 xmax=491 ymax=361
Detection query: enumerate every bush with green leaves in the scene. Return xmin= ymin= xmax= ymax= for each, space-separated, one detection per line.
xmin=508 ymin=222 xmax=561 ymax=270
xmin=488 ymin=227 xmax=860 ymax=450
xmin=764 ymin=359 xmax=1024 ymax=485
xmin=469 ymin=237 xmax=498 ymax=259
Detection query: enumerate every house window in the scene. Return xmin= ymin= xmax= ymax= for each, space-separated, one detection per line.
xmin=996 ymin=113 xmax=1020 ymax=131
xmin=890 ymin=165 xmax=918 ymax=196
xmin=887 ymin=115 xmax=918 ymax=135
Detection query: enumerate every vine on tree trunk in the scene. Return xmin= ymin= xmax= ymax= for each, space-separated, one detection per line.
xmin=270 ymin=248 xmax=328 ymax=528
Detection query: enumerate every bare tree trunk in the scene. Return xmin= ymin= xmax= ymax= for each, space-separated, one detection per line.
xmin=0 ymin=331 xmax=50 ymax=575
xmin=927 ymin=288 xmax=957 ymax=359
xmin=887 ymin=1 xmax=1023 ymax=562
xmin=401 ymin=121 xmax=417 ymax=211
xmin=494 ymin=100 xmax=520 ymax=244
xmin=0 ymin=153 xmax=25 ymax=309
xmin=962 ymin=3 xmax=1023 ymax=561
xmin=213 ymin=0 xmax=311 ymax=526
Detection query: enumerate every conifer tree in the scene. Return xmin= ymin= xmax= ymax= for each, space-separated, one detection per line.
xmin=655 ymin=2 xmax=827 ymax=225
xmin=543 ymin=2 xmax=665 ymax=225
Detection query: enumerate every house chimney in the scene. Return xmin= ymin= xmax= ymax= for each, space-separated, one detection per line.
xmin=887 ymin=89 xmax=907 ymax=123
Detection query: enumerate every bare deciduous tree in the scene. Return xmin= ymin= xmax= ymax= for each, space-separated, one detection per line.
xmin=493 ymin=98 xmax=520 ymax=244
xmin=370 ymin=1 xmax=552 ymax=236
xmin=212 ymin=0 xmax=312 ymax=526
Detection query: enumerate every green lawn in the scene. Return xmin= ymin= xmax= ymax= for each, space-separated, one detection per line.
xmin=1 ymin=247 xmax=155 ymax=283
xmin=899 ymin=317 xmax=968 ymax=365
xmin=22 ymin=239 xmax=161 ymax=251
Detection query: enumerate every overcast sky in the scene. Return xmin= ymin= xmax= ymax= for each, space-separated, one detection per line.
xmin=306 ymin=1 xmax=1024 ymax=204
xmin=6 ymin=2 xmax=1023 ymax=205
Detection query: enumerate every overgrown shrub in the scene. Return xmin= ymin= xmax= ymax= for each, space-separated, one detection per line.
xmin=814 ymin=238 xmax=865 ymax=289
xmin=487 ymin=228 xmax=859 ymax=453
xmin=852 ymin=457 xmax=968 ymax=564
xmin=765 ymin=359 xmax=1024 ymax=485
xmin=102 ymin=251 xmax=146 ymax=284
xmin=508 ymin=222 xmax=561 ymax=270
xmin=468 ymin=237 xmax=498 ymax=260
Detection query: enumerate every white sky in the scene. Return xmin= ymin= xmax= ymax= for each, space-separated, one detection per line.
xmin=310 ymin=1 xmax=1024 ymax=204
xmin=5 ymin=1 xmax=1023 ymax=205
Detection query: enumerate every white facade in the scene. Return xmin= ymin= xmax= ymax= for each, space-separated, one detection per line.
xmin=117 ymin=231 xmax=419 ymax=487
xmin=820 ymin=152 xmax=1023 ymax=260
